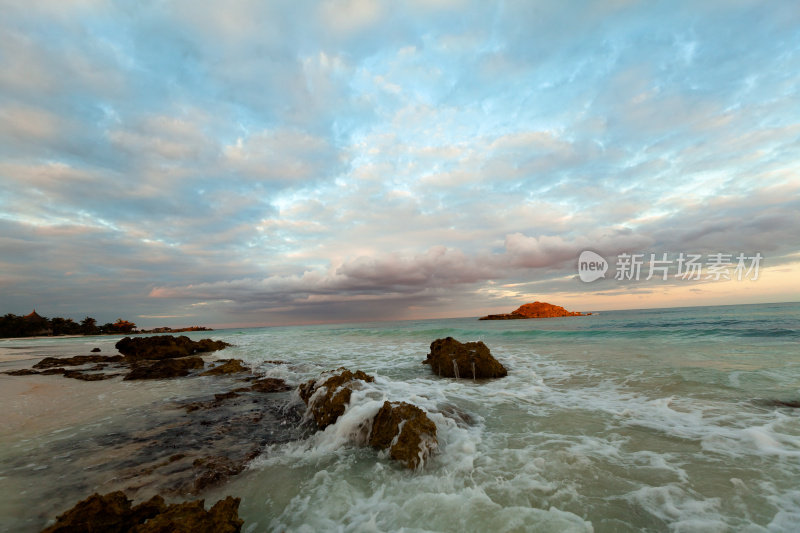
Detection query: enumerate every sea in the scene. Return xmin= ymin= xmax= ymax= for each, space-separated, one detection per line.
xmin=1 ymin=302 xmax=799 ymax=532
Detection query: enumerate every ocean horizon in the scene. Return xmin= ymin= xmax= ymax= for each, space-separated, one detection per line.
xmin=1 ymin=301 xmax=799 ymax=531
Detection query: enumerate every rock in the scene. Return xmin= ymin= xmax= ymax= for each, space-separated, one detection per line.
xmin=40 ymin=368 xmax=68 ymax=375
xmin=91 ymin=347 xmax=102 ymax=352
xmin=40 ymin=491 xmax=163 ymax=533
xmin=190 ymin=452 xmax=259 ymax=492
xmin=134 ymin=496 xmax=243 ymax=533
xmin=249 ymin=377 xmax=292 ymax=393
xmin=754 ymin=399 xmax=800 ymax=409
xmin=200 ymin=359 xmax=249 ymax=376
xmin=423 ymin=337 xmax=507 ymax=379
xmin=184 ymin=391 xmax=241 ymax=412
xmin=477 ymin=313 xmax=527 ymax=320
xmin=115 ymin=336 xmax=230 ymax=362
xmin=298 ymin=368 xmax=375 ymax=429
xmin=41 ymin=491 xmax=243 ymax=533
xmin=33 ymin=355 xmax=124 ymax=369
xmin=369 ymin=401 xmax=437 ymax=469
xmin=63 ymin=369 xmax=119 ymax=381
xmin=2 ymin=368 xmax=40 ymax=376
xmin=480 ymin=301 xmax=584 ymax=320
xmin=124 ymin=357 xmax=205 ymax=380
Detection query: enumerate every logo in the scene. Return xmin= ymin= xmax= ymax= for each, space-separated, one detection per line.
xmin=578 ymin=250 xmax=608 ymax=282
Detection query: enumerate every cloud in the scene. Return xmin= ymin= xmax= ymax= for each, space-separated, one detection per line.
xmin=1 ymin=1 xmax=799 ymax=324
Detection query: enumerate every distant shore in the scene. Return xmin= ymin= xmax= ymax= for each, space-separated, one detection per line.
xmin=0 ymin=328 xmax=214 ymax=342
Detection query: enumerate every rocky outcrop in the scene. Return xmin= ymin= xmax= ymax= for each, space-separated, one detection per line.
xmin=298 ymin=368 xmax=375 ymax=429
xmin=115 ymin=336 xmax=230 ymax=362
xmin=124 ymin=357 xmax=205 ymax=380
xmin=479 ymin=301 xmax=585 ymax=320
xmin=41 ymin=491 xmax=243 ymax=533
xmin=423 ymin=337 xmax=507 ymax=379
xmin=298 ymin=369 xmax=438 ymax=469
xmin=200 ymin=359 xmax=249 ymax=376
xmin=369 ymin=401 xmax=437 ymax=469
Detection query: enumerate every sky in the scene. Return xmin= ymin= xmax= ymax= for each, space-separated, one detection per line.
xmin=1 ymin=0 xmax=799 ymax=328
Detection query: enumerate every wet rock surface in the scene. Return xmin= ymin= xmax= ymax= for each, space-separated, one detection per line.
xmin=369 ymin=401 xmax=438 ymax=469
xmin=299 ymin=369 xmax=438 ymax=469
xmin=33 ymin=355 xmax=124 ymax=369
xmin=248 ymin=377 xmax=292 ymax=393
xmin=298 ymin=368 xmax=375 ymax=428
xmin=200 ymin=359 xmax=249 ymax=376
xmin=124 ymin=357 xmax=205 ymax=380
xmin=0 ymin=347 xmax=304 ymax=531
xmin=423 ymin=337 xmax=508 ymax=379
xmin=40 ymin=491 xmax=244 ymax=533
xmin=2 ymin=379 xmax=307 ymax=531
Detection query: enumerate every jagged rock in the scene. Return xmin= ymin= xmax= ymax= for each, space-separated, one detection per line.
xmin=124 ymin=357 xmax=204 ymax=380
xmin=480 ymin=301 xmax=584 ymax=320
xmin=298 ymin=368 xmax=375 ymax=429
xmin=40 ymin=491 xmax=164 ymax=533
xmin=369 ymin=401 xmax=437 ymax=469
xmin=33 ymin=355 xmax=124 ymax=369
xmin=91 ymin=347 xmax=102 ymax=352
xmin=115 ymin=336 xmax=230 ymax=362
xmin=200 ymin=359 xmax=249 ymax=376
xmin=423 ymin=337 xmax=507 ymax=379
xmin=40 ymin=491 xmax=243 ymax=533
xmin=133 ymin=496 xmax=243 ymax=533
xmin=249 ymin=377 xmax=292 ymax=393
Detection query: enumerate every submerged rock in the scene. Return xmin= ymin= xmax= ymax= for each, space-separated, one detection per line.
xmin=184 ymin=391 xmax=242 ymax=412
xmin=3 ymin=367 xmax=120 ymax=380
xmin=124 ymin=357 xmax=205 ymax=380
xmin=115 ymin=336 xmax=231 ymax=362
xmin=754 ymin=399 xmax=800 ymax=409
xmin=480 ymin=301 xmax=585 ymax=320
xmin=91 ymin=347 xmax=102 ymax=352
xmin=298 ymin=368 xmax=375 ymax=429
xmin=191 ymin=451 xmax=260 ymax=492
xmin=33 ymin=355 xmax=124 ymax=369
xmin=248 ymin=377 xmax=292 ymax=393
xmin=369 ymin=401 xmax=437 ymax=469
xmin=423 ymin=337 xmax=507 ymax=379
xmin=40 ymin=491 xmax=243 ymax=533
xmin=63 ymin=369 xmax=120 ymax=381
xmin=200 ymin=359 xmax=249 ymax=376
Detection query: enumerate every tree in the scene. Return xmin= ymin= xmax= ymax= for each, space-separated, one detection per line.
xmin=80 ymin=316 xmax=99 ymax=335
xmin=112 ymin=318 xmax=136 ymax=334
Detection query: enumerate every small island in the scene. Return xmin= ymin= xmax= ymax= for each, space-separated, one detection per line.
xmin=479 ymin=301 xmax=589 ymax=320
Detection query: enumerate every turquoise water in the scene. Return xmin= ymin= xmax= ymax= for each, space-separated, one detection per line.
xmin=1 ymin=302 xmax=799 ymax=531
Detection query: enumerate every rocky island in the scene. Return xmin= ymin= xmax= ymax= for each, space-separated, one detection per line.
xmin=480 ymin=301 xmax=588 ymax=320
